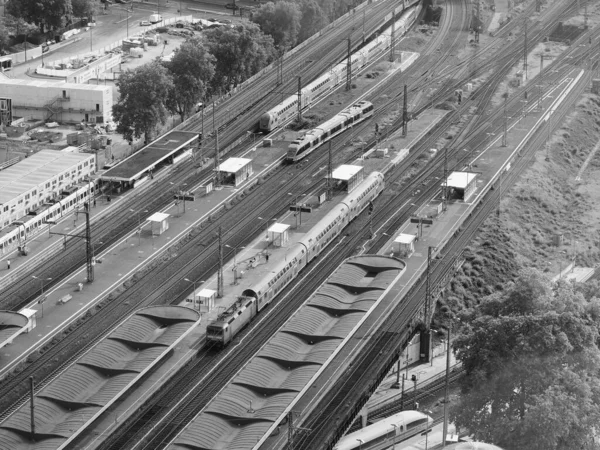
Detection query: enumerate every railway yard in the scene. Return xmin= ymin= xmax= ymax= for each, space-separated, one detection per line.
xmin=1 ymin=0 xmax=599 ymax=449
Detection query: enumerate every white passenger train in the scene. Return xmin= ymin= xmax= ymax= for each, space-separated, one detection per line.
xmin=0 ymin=181 xmax=97 ymax=256
xmin=258 ymin=4 xmax=419 ymax=132
xmin=287 ymin=100 xmax=374 ymax=162
xmin=333 ymin=410 xmax=433 ymax=450
xmin=206 ymin=171 xmax=385 ymax=346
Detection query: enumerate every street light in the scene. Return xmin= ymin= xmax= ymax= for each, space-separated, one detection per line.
xmin=422 ymin=410 xmax=434 ymax=449
xmin=225 ymin=245 xmax=245 ymax=285
xmin=184 ymin=277 xmax=197 ymax=309
xmin=32 ymin=276 xmax=52 ymax=318
xmin=130 ymin=208 xmax=148 ymax=245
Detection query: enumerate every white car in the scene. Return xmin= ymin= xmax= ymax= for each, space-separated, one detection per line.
xmin=140 ymin=20 xmax=150 ymax=26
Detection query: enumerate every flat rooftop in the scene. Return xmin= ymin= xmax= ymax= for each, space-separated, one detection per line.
xmin=0 ymin=150 xmax=94 ymax=205
xmin=100 ymin=130 xmax=198 ymax=182
xmin=217 ymin=157 xmax=252 ymax=173
xmin=0 ymin=78 xmax=111 ymax=92
xmin=332 ymin=164 xmax=363 ymax=181
xmin=444 ymin=171 xmax=477 ymax=189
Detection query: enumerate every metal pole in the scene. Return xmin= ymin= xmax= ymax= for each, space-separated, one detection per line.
xmin=297 ymin=76 xmax=302 ymax=123
xmin=217 ymin=226 xmax=223 ymax=297
xmin=402 ymin=84 xmax=408 ymax=136
xmin=346 ymin=37 xmax=352 ymax=90
xmin=30 ymin=376 xmax=35 ymax=441
xmin=442 ymin=327 xmax=451 ymax=448
xmin=400 ymin=373 xmax=405 ymax=409
xmin=85 ymin=203 xmax=94 ymax=282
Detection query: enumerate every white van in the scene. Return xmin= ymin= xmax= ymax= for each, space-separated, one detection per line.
xmin=149 ymin=14 xmax=163 ymax=24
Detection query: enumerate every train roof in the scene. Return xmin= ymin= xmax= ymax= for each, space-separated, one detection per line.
xmin=168 ymin=256 xmax=406 ymax=450
xmin=339 ymin=410 xmax=431 ymax=445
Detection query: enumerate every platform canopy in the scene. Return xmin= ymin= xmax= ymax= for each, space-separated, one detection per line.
xmin=443 ymin=171 xmax=478 ymax=202
xmin=394 ymin=233 xmax=416 ymax=244
xmin=444 ymin=171 xmax=477 ymax=189
xmin=331 ymin=164 xmax=362 ymax=181
xmin=267 ymin=222 xmax=290 ymax=247
xmin=331 ymin=164 xmax=364 ymax=193
xmin=217 ymin=157 xmax=252 ymax=173
xmin=148 ymin=212 xmax=169 ymax=222
xmin=216 ymin=157 xmax=253 ymax=187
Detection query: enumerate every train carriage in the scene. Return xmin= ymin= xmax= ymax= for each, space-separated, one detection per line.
xmin=205 ymin=171 xmax=384 ymax=347
xmin=333 ymin=411 xmax=433 ymax=450
xmin=286 ymin=101 xmax=374 ymax=163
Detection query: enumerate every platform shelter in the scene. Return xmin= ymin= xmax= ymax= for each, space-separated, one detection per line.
xmin=188 ymin=288 xmax=216 ymax=312
xmin=443 ymin=171 xmax=478 ymax=202
xmin=393 ymin=233 xmax=417 ymax=257
xmin=331 ymin=164 xmax=364 ymax=192
xmin=215 ymin=157 xmax=253 ymax=187
xmin=0 ymin=311 xmax=29 ymax=350
xmin=148 ymin=212 xmax=170 ymax=236
xmin=268 ymin=223 xmax=290 ymax=247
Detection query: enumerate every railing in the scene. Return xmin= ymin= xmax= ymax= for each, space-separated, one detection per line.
xmin=0 ymin=157 xmax=21 ymax=171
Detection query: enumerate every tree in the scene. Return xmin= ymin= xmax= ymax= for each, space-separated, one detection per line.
xmin=6 ymin=0 xmax=73 ymax=33
xmin=251 ymin=1 xmax=301 ymax=49
xmin=71 ymin=0 xmax=97 ymax=20
xmin=113 ymin=62 xmax=174 ymax=144
xmin=297 ymin=0 xmax=329 ymax=43
xmin=203 ymin=22 xmax=276 ymax=94
xmin=164 ymin=38 xmax=215 ymax=123
xmin=451 ymin=269 xmax=600 ymax=450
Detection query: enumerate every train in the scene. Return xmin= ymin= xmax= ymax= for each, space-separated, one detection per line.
xmin=205 ymin=171 xmax=385 ymax=346
xmin=333 ymin=410 xmax=433 ymax=450
xmin=286 ymin=100 xmax=374 ymax=162
xmin=258 ymin=4 xmax=419 ymax=132
xmin=0 ymin=180 xmax=97 ymax=256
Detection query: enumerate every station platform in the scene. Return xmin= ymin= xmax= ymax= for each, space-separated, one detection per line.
xmin=0 ymin=312 xmax=30 ymax=352
xmin=99 ymin=130 xmax=199 ymax=183
xmin=0 ymin=306 xmax=200 ymax=450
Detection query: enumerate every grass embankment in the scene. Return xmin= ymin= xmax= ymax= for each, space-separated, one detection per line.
xmin=435 ymin=93 xmax=600 ymax=323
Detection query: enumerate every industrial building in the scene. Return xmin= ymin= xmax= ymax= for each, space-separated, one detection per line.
xmin=0 ymin=150 xmax=96 ymax=230
xmin=0 ymin=79 xmax=113 ymax=125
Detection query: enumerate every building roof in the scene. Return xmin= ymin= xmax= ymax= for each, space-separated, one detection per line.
xmin=444 ymin=171 xmax=477 ymax=190
xmin=0 ymin=77 xmax=110 ymax=92
xmin=0 ymin=150 xmax=94 ymax=205
xmin=0 ymin=311 xmax=29 ymax=350
xmin=198 ymin=288 xmax=216 ymax=298
xmin=168 ymin=256 xmax=405 ymax=450
xmin=217 ymin=157 xmax=252 ymax=173
xmin=331 ymin=164 xmax=363 ymax=181
xmin=394 ymin=233 xmax=416 ymax=244
xmin=148 ymin=212 xmax=170 ymax=222
xmin=0 ymin=306 xmax=199 ymax=450
xmin=268 ymin=223 xmax=290 ymax=234
xmin=100 ymin=130 xmax=198 ymax=182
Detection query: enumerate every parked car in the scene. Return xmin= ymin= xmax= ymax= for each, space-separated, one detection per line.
xmin=140 ymin=20 xmax=151 ymax=26
xmin=225 ymin=3 xmax=239 ymax=10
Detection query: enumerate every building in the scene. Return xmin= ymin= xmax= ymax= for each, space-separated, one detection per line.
xmin=443 ymin=171 xmax=478 ymax=202
xmin=0 ymin=79 xmax=112 ymax=125
xmin=0 ymin=150 xmax=96 ymax=229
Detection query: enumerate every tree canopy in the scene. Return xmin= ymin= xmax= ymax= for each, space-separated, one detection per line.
xmin=297 ymin=0 xmax=329 ymax=43
xmin=6 ymin=0 xmax=73 ymax=33
xmin=451 ymin=269 xmax=600 ymax=450
xmin=163 ymin=38 xmax=215 ymax=122
xmin=71 ymin=0 xmax=97 ymax=20
xmin=113 ymin=62 xmax=174 ymax=144
xmin=203 ymin=22 xmax=276 ymax=93
xmin=251 ymin=1 xmax=301 ymax=49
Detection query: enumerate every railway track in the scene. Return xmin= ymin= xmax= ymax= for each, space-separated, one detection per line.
xmin=1 ymin=0 xmax=585 ymax=445
xmin=293 ymin=36 xmax=595 ymax=450
xmin=0 ymin=0 xmax=401 ymax=310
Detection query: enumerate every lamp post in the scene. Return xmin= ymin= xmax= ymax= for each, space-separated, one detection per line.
xmin=32 ymin=276 xmax=52 ymax=318
xmin=225 ymin=244 xmax=245 ymax=285
xmin=184 ymin=277 xmax=197 ymax=309
xmin=130 ymin=208 xmax=148 ymax=245
xmin=90 ymin=19 xmax=93 ymax=52
xmin=424 ymin=410 xmax=434 ymax=449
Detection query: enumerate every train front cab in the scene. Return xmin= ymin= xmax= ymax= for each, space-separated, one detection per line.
xmin=206 ymin=322 xmax=229 ymax=347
